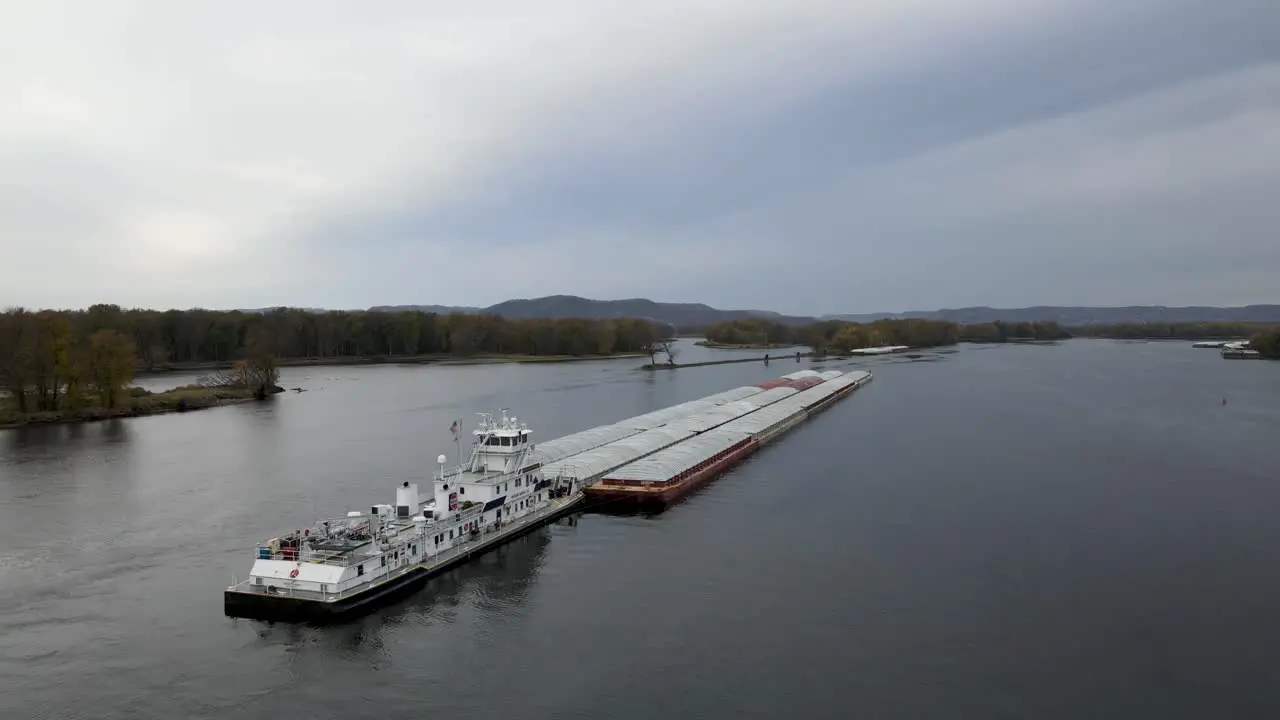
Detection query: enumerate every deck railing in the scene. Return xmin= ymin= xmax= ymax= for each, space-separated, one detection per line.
xmin=253 ymin=545 xmax=376 ymax=567
xmin=230 ymin=494 xmax=577 ymax=602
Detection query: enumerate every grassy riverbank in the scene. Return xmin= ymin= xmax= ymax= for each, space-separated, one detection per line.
xmin=137 ymin=352 xmax=648 ymax=375
xmin=0 ymin=385 xmax=276 ymax=429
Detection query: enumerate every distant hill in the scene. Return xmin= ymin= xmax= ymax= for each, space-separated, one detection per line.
xmin=363 ymin=297 xmax=1280 ymax=328
xmin=368 ymin=304 xmax=483 ymax=315
xmin=255 ymin=298 xmax=1279 ymax=329
xmin=239 ymin=306 xmax=330 ymax=314
xmin=823 ymin=305 xmax=1280 ymax=325
xmin=366 ymin=295 xmax=810 ymax=329
xmin=481 ymin=295 xmax=812 ymax=328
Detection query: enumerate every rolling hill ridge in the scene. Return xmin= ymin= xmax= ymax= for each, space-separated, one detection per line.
xmin=366 ymin=296 xmax=1280 ymax=328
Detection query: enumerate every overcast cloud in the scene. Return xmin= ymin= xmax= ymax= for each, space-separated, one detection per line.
xmin=2 ymin=0 xmax=1278 ymax=315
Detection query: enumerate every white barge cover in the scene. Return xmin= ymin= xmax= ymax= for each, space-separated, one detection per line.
xmin=528 ymin=423 xmax=643 ymax=467
xmin=603 ymin=428 xmax=752 ymax=483
xmin=540 ymin=426 xmax=696 ymax=482
xmin=531 ymin=373 xmax=848 ymax=470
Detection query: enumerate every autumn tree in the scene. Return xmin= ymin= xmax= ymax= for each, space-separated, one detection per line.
xmin=31 ymin=311 xmax=75 ymax=411
xmin=237 ymin=323 xmax=281 ymax=398
xmin=594 ymin=320 xmax=618 ymax=355
xmin=1249 ymin=328 xmax=1280 ymax=359
xmin=705 ymin=319 xmax=797 ymax=346
xmin=0 ymin=308 xmax=35 ymax=413
xmin=829 ymin=323 xmax=877 ymax=352
xmin=86 ymin=330 xmax=137 ymax=409
xmin=0 ymin=305 xmax=673 ymax=409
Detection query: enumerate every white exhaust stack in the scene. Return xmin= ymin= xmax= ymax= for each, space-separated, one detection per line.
xmin=396 ymin=482 xmax=420 ymax=519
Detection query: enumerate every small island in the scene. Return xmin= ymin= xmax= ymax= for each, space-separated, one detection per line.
xmin=0 ymin=305 xmax=674 ymax=428
xmin=696 ymin=317 xmax=1070 ymax=356
xmin=0 ymin=317 xmax=286 ymax=429
xmin=694 ymin=339 xmax=802 ymax=350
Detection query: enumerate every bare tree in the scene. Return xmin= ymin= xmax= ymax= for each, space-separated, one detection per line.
xmin=647 ymin=339 xmax=677 ymax=365
xmin=662 ymin=339 xmax=678 ymax=364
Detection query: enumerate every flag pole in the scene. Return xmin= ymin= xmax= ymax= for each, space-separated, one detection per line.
xmin=454 ymin=417 xmax=462 ymax=469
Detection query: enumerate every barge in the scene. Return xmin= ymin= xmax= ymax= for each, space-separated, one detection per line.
xmin=1220 ymin=341 xmax=1262 ymax=359
xmin=576 ymin=369 xmax=872 ymax=510
xmin=224 ymin=369 xmax=872 ymax=622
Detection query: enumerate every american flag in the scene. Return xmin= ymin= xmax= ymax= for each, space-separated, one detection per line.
xmin=450 ymin=420 xmax=459 ymax=438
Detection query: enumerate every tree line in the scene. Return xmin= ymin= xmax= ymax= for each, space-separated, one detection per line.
xmin=1249 ymin=329 xmax=1280 ymax=358
xmin=700 ymin=318 xmax=801 ymax=346
xmin=5 ymin=306 xmax=671 ymax=365
xmin=958 ymin=321 xmax=1072 ymax=343
xmin=703 ymin=317 xmax=1069 ymax=353
xmin=802 ymin=319 xmax=965 ymax=353
xmin=703 ymin=317 xmax=1280 ymax=357
xmin=0 ymin=312 xmax=139 ymax=414
xmin=1068 ymin=321 xmax=1280 ymax=358
xmin=1066 ymin=322 xmax=1270 ymax=341
xmin=0 ymin=306 xmax=674 ymax=414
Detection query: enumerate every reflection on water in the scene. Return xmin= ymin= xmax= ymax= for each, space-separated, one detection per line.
xmin=2 ymin=418 xmax=133 ymax=465
xmin=5 ymin=417 xmax=127 ymax=448
xmin=3 ymin=341 xmax=1279 ymax=719
xmin=241 ymin=526 xmax=556 ymax=666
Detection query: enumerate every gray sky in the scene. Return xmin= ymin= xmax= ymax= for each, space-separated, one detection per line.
xmin=2 ymin=0 xmax=1278 ymax=316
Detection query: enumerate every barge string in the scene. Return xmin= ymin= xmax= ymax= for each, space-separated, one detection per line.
xmin=224 ymin=368 xmax=871 ymax=622
xmin=576 ymin=369 xmax=871 ymax=509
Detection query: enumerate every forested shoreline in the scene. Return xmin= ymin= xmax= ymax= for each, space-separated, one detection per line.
xmin=1069 ymin=322 xmax=1280 ymax=358
xmin=4 ymin=305 xmax=1276 ymax=428
xmin=702 ymin=318 xmax=1069 ymax=353
xmin=1243 ymin=329 xmax=1280 ymax=358
xmin=1066 ymin=322 xmax=1267 ymax=340
xmin=701 ymin=317 xmax=1279 ymax=357
xmin=1 ymin=306 xmax=670 ymax=366
xmin=0 ymin=305 xmax=672 ymax=426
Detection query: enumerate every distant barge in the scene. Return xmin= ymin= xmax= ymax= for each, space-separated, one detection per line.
xmin=1192 ymin=340 xmax=1254 ymax=349
xmin=1219 ymin=341 xmax=1262 ymax=359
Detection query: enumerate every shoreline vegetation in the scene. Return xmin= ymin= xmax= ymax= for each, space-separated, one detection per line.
xmin=5 ymin=306 xmax=1277 ymax=428
xmin=138 ymin=351 xmax=649 ymax=375
xmin=699 ymin=318 xmax=1071 ymax=355
xmin=696 ymin=318 xmax=1280 ymax=359
xmin=1 ymin=305 xmax=675 ymax=429
xmin=1 ymin=384 xmax=275 ymax=429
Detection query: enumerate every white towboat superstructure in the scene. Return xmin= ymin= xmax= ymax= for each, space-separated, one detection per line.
xmin=224 ymin=410 xmax=582 ymax=622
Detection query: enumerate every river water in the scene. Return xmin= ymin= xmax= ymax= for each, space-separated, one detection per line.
xmin=2 ymin=339 xmax=1277 ymax=719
